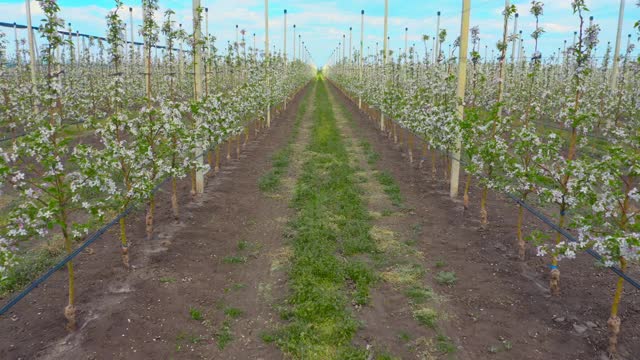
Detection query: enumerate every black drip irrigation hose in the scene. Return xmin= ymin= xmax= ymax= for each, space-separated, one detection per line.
xmin=330 ymin=80 xmax=640 ymax=292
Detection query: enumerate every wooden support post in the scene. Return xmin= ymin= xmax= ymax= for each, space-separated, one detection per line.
xmin=450 ymin=0 xmax=470 ymax=198
xmin=193 ymin=0 xmax=205 ymax=194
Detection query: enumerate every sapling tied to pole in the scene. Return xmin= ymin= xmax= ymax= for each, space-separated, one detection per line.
xmin=475 ymin=1 xmax=515 ymax=228
xmin=504 ymin=0 xmax=546 ymax=260
xmin=536 ymin=0 xmax=600 ymax=295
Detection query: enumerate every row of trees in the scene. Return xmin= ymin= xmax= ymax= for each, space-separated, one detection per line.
xmin=328 ymin=0 xmax=638 ymax=356
xmin=0 ymin=0 xmax=313 ymax=330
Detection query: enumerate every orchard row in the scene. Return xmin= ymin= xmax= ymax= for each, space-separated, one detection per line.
xmin=0 ymin=0 xmax=314 ymax=329
xmin=328 ymin=1 xmax=638 ymax=356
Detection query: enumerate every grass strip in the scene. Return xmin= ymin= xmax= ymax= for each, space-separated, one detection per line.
xmin=274 ymin=79 xmax=376 ymax=359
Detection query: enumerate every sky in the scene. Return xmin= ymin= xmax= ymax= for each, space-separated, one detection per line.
xmin=0 ymin=0 xmax=638 ymax=67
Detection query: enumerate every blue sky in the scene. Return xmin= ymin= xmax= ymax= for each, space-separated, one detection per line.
xmin=0 ymin=0 xmax=638 ymax=66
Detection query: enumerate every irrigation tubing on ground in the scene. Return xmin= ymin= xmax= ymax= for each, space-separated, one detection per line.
xmin=330 ymin=81 xmax=640 ymax=292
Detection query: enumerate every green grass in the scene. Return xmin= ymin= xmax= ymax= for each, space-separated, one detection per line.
xmin=274 ymin=79 xmax=374 ymax=359
xmin=376 ymin=171 xmax=403 ymax=207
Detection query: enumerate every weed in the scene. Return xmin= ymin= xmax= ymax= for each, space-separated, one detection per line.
xmin=189 ymin=307 xmax=203 ymax=321
xmin=359 ymin=140 xmax=380 ymax=164
xmin=345 ymin=261 xmax=377 ymax=305
xmin=435 ymin=260 xmax=446 ymax=268
xmin=414 ymin=307 xmax=438 ymax=328
xmin=188 ymin=335 xmax=204 ymax=344
xmin=381 ymin=209 xmax=394 ymax=217
xmin=503 ymin=339 xmax=513 ymax=350
xmin=175 ymin=331 xmax=187 ymax=352
xmin=260 ymin=331 xmax=276 ymax=343
xmin=258 ymin=171 xmax=282 ymax=192
xmin=376 ymin=171 xmax=403 ymax=206
xmin=175 ymin=331 xmax=205 ymax=352
xmin=406 ymin=286 xmax=434 ymax=304
xmin=216 ymin=320 xmax=233 ymax=349
xmin=435 ymin=271 xmax=457 ymax=286
xmin=367 ymin=151 xmax=381 ymax=165
xmin=257 ymin=85 xmax=312 ymax=193
xmin=398 ymin=331 xmax=412 ymax=343
xmin=488 ymin=338 xmax=513 ymax=353
xmin=411 ymin=223 xmax=423 ymax=234
xmin=237 ymin=240 xmax=249 ymax=250
xmin=224 ymin=283 xmax=246 ymax=292
xmin=436 ymin=334 xmax=456 ymax=354
xmin=258 ymin=138 xmax=292 ymax=193
xmin=404 ymin=238 xmax=417 ymax=247
xmin=375 ymin=352 xmax=400 ymax=360
xmin=159 ymin=277 xmax=177 ymax=283
xmin=381 ymin=263 xmax=424 ymax=287
xmin=223 ymin=255 xmax=247 ymax=264
xmin=224 ymin=307 xmax=244 ymax=319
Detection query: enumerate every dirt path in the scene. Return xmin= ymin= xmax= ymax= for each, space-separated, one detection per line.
xmin=328 ymin=81 xmax=640 ymax=360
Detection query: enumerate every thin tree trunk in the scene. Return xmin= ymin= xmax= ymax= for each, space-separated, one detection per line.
xmin=171 ymin=177 xmax=179 ymax=220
